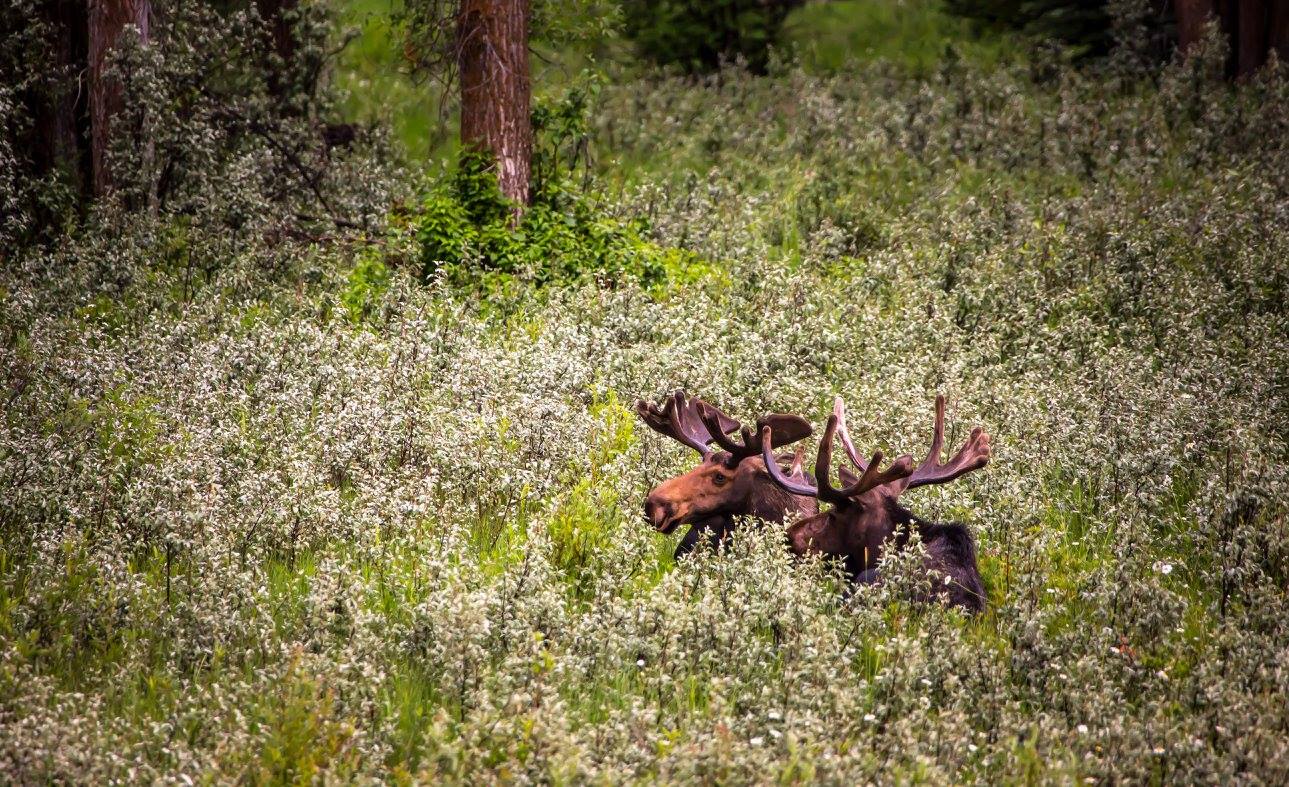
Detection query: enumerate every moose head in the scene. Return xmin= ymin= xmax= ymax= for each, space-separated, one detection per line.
xmin=637 ymin=390 xmax=818 ymax=557
xmin=762 ymin=395 xmax=991 ymax=586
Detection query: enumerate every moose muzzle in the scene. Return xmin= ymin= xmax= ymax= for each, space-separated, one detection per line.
xmin=643 ymin=495 xmax=680 ymax=534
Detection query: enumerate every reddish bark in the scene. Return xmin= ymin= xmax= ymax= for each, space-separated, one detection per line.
xmin=1176 ymin=0 xmax=1217 ymax=54
xmin=1272 ymin=0 xmax=1289 ymax=61
xmin=457 ymin=0 xmax=532 ymax=206
xmin=30 ymin=0 xmax=89 ymax=196
xmin=88 ymin=0 xmax=149 ymax=197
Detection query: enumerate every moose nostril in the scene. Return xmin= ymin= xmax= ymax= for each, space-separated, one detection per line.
xmin=643 ymin=497 xmax=671 ymax=526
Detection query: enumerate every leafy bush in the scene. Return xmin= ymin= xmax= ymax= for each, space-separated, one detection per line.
xmin=1 ymin=0 xmax=396 ymax=275
xmin=341 ymin=249 xmax=393 ymax=323
xmin=399 ymin=86 xmax=693 ymax=293
xmin=407 ymin=151 xmax=681 ymax=290
xmin=621 ymin=0 xmax=806 ymax=74
xmin=941 ymin=0 xmax=1175 ymax=62
xmin=104 ymin=2 xmax=395 ymax=235
xmin=0 ymin=0 xmax=87 ymax=246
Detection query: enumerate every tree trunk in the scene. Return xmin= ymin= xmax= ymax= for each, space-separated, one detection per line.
xmin=256 ymin=0 xmax=298 ymax=101
xmin=1271 ymin=0 xmax=1289 ymax=61
xmin=28 ymin=1 xmax=89 ymax=196
xmin=88 ymin=0 xmax=150 ymax=197
xmin=457 ymin=0 xmax=531 ymax=207
xmin=1236 ymin=0 xmax=1268 ymax=77
xmin=1176 ymin=0 xmax=1217 ymax=54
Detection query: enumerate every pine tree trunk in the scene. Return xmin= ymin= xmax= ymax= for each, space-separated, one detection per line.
xmin=1271 ymin=0 xmax=1289 ymax=61
xmin=1176 ymin=0 xmax=1217 ymax=54
xmin=1236 ymin=0 xmax=1267 ymax=77
xmin=88 ymin=0 xmax=150 ymax=197
xmin=457 ymin=0 xmax=532 ymax=207
xmin=30 ymin=0 xmax=89 ymax=198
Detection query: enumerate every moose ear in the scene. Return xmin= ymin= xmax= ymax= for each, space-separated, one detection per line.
xmin=758 ymin=414 xmax=812 ymax=449
xmin=837 ymin=464 xmax=860 ymax=487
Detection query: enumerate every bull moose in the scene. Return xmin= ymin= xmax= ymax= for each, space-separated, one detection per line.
xmin=636 ymin=390 xmax=817 ymax=559
xmin=761 ymin=395 xmax=990 ymax=613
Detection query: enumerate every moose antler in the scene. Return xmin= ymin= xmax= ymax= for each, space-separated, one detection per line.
xmin=637 ymin=390 xmax=815 ymax=463
xmin=696 ymin=402 xmax=812 ymax=463
xmin=889 ymin=395 xmax=991 ymax=494
xmin=635 ymin=390 xmax=739 ymax=457
xmin=832 ymin=396 xmax=874 ymax=472
xmin=761 ymin=397 xmax=913 ymax=504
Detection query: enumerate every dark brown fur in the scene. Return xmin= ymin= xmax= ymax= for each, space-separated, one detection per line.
xmin=645 ymin=452 xmax=818 ymax=558
xmin=794 ymin=495 xmax=985 ymax=613
xmin=636 ymin=391 xmax=815 ymax=559
xmin=766 ymin=395 xmax=991 ymax=613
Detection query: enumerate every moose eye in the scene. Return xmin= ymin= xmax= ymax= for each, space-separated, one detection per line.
xmin=711 ymin=473 xmax=729 ymax=486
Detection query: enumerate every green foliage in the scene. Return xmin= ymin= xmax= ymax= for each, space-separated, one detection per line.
xmin=620 ymin=0 xmax=806 ymax=74
xmin=105 ymin=1 xmax=391 ymax=223
xmin=4 ymin=4 xmax=1289 ymax=783
xmin=247 ymin=659 xmax=361 ymax=784
xmin=336 ymin=0 xmax=447 ymax=162
xmin=390 ymin=80 xmax=699 ymax=293
xmin=546 ymin=391 xmax=638 ymax=589
xmin=785 ymin=0 xmax=1021 ymax=74
xmin=396 ymin=0 xmax=620 ymax=84
xmin=941 ymin=0 xmax=1173 ymax=60
xmin=944 ymin=0 xmax=1108 ymax=48
xmin=405 ymin=149 xmax=679 ymax=290
xmin=530 ymin=74 xmax=601 ymax=197
xmin=0 ymin=1 xmax=85 ymax=246
xmin=341 ymin=250 xmax=393 ymax=323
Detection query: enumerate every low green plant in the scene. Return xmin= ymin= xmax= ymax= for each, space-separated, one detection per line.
xmin=3 ymin=13 xmax=1289 ymax=784
xmin=403 ymin=149 xmax=686 ymax=292
xmin=621 ymin=0 xmax=805 ymax=74
xmin=341 ymin=249 xmax=392 ymax=323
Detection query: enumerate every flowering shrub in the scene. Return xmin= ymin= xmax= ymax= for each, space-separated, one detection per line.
xmin=2 ymin=33 xmax=1288 ymax=783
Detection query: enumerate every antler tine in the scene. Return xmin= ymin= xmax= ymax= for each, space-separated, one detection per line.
xmin=762 ymin=412 xmax=912 ymax=503
xmin=789 ymin=444 xmax=807 ymax=477
xmin=833 ymin=396 xmax=869 ymax=472
xmin=698 ymin=402 xmax=760 ymax=460
xmin=636 ymin=397 xmax=681 ymax=444
xmin=760 ymin=426 xmax=818 ymax=497
xmin=897 ymin=395 xmax=992 ymax=492
xmin=700 ymin=403 xmax=815 ymax=464
xmin=813 ymin=414 xmax=853 ymax=506
xmin=929 ymin=394 xmax=947 ymax=466
xmin=667 ymin=390 xmax=718 ymax=457
xmin=840 ymin=451 xmax=915 ymax=497
xmin=830 ymin=395 xmax=914 ymax=496
xmin=635 ymin=390 xmax=715 ymax=457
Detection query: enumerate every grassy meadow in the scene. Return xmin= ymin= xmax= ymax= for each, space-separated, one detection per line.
xmin=2 ymin=1 xmax=1288 ymax=782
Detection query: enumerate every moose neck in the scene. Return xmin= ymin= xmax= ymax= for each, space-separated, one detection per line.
xmin=748 ymin=460 xmax=818 ymax=522
xmin=840 ymin=494 xmax=915 ymax=573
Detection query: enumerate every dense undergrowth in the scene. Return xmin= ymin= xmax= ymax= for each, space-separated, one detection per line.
xmin=3 ymin=16 xmax=1289 ymax=785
